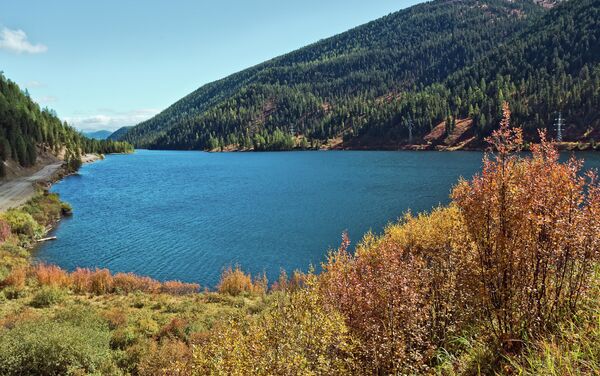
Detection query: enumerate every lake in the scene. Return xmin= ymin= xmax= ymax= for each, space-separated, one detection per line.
xmin=35 ymin=150 xmax=600 ymax=287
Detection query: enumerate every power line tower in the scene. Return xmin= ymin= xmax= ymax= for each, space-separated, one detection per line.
xmin=554 ymin=111 xmax=564 ymax=142
xmin=405 ymin=116 xmax=414 ymax=144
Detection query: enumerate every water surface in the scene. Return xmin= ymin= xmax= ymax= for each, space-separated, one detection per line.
xmin=36 ymin=150 xmax=599 ymax=287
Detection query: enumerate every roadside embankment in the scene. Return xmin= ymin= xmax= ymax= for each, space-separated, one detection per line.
xmin=0 ymin=153 xmax=102 ymax=212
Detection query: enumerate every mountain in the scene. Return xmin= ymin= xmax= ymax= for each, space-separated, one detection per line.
xmin=107 ymin=126 xmax=132 ymax=141
xmin=83 ymin=130 xmax=113 ymax=140
xmin=0 ymin=74 xmax=133 ymax=177
xmin=115 ymin=0 xmax=599 ymax=151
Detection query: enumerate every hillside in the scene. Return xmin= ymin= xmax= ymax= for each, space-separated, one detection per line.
xmin=116 ymin=0 xmax=550 ymax=150
xmin=107 ymin=126 xmax=132 ymax=141
xmin=354 ymin=0 xmax=600 ymax=148
xmin=0 ymin=74 xmax=133 ymax=178
xmin=83 ymin=130 xmax=112 ymax=140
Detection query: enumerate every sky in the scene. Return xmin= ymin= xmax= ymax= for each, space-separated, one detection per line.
xmin=0 ymin=0 xmax=419 ymax=132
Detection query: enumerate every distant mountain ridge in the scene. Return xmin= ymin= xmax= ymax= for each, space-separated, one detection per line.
xmin=107 ymin=126 xmax=132 ymax=141
xmin=115 ymin=0 xmax=600 ymax=151
xmin=83 ymin=130 xmax=112 ymax=140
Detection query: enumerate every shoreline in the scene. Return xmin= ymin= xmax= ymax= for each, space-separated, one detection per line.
xmin=0 ymin=153 xmax=103 ymax=213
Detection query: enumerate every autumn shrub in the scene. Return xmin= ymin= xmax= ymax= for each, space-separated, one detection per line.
xmin=113 ymin=272 xmax=161 ymax=294
xmin=0 ymin=219 xmax=11 ymax=242
xmin=451 ymin=103 xmax=600 ymax=347
xmin=217 ymin=265 xmax=263 ymax=296
xmin=194 ymin=276 xmax=357 ymax=375
xmin=158 ymin=318 xmax=189 ymax=341
xmin=90 ymin=268 xmax=113 ymax=295
xmin=137 ymin=339 xmax=193 ymax=376
xmin=34 ymin=263 xmax=71 ymax=288
xmin=1 ymin=265 xmax=26 ymax=290
xmin=71 ymin=267 xmax=92 ymax=293
xmin=30 ymin=286 xmax=66 ymax=308
xmin=161 ymin=280 xmax=200 ymax=295
xmin=102 ymin=307 xmax=129 ymax=330
xmin=320 ymin=232 xmax=440 ymax=374
xmin=271 ymin=269 xmax=307 ymax=292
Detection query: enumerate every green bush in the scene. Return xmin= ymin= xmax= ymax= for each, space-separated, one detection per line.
xmin=0 ymin=319 xmax=118 ymax=375
xmin=30 ymin=286 xmax=66 ymax=308
xmin=0 ymin=210 xmax=43 ymax=238
xmin=0 ymin=242 xmax=28 ymax=257
xmin=2 ymin=286 xmax=26 ymax=300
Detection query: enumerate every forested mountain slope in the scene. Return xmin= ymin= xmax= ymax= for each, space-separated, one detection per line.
xmin=117 ymin=0 xmax=599 ymax=150
xmin=356 ymin=0 xmax=600 ymax=147
xmin=0 ymin=73 xmax=133 ymax=177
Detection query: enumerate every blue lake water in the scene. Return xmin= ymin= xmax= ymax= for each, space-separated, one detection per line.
xmin=36 ymin=150 xmax=600 ymax=287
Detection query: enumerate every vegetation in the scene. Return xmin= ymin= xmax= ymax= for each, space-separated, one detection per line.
xmin=115 ymin=0 xmax=600 ymax=151
xmin=0 ymin=105 xmax=598 ymax=374
xmin=0 ymin=73 xmax=133 ymax=177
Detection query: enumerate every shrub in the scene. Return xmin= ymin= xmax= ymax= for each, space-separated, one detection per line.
xmin=1 ymin=266 xmax=26 ymax=290
xmin=71 ymin=267 xmax=92 ymax=293
xmin=102 ymin=307 xmax=128 ymax=330
xmin=161 ymin=280 xmax=200 ymax=295
xmin=0 ymin=219 xmax=11 ymax=242
xmin=271 ymin=269 xmax=307 ymax=292
xmin=158 ymin=318 xmax=189 ymax=341
xmin=22 ymin=193 xmax=63 ymax=226
xmin=137 ymin=339 xmax=192 ymax=376
xmin=194 ymin=277 xmax=357 ymax=375
xmin=320 ymin=232 xmax=438 ymax=374
xmin=110 ymin=327 xmax=138 ymax=350
xmin=89 ymin=268 xmax=113 ymax=295
xmin=0 ymin=319 xmax=117 ymax=375
xmin=113 ymin=272 xmax=161 ymax=294
xmin=71 ymin=268 xmax=111 ymax=295
xmin=217 ymin=266 xmax=265 ymax=296
xmin=217 ymin=266 xmax=254 ymax=296
xmin=452 ymin=103 xmax=600 ymax=347
xmin=30 ymin=286 xmax=66 ymax=308
xmin=34 ymin=263 xmax=71 ymax=288
xmin=0 ymin=210 xmax=43 ymax=238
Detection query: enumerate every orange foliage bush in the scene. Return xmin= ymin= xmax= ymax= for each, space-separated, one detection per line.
xmin=320 ymin=232 xmax=438 ymax=373
xmin=34 ymin=265 xmax=200 ymax=297
xmin=217 ymin=266 xmax=265 ymax=296
xmin=103 ymin=307 xmax=128 ymax=330
xmin=452 ymin=103 xmax=600 ymax=345
xmin=161 ymin=280 xmax=200 ymax=295
xmin=2 ymin=266 xmax=26 ymax=290
xmin=34 ymin=263 xmax=71 ymax=288
xmin=113 ymin=272 xmax=161 ymax=294
xmin=158 ymin=318 xmax=189 ymax=341
xmin=89 ymin=268 xmax=113 ymax=295
xmin=271 ymin=269 xmax=307 ymax=292
xmin=71 ymin=267 xmax=92 ymax=293
xmin=0 ymin=219 xmax=11 ymax=242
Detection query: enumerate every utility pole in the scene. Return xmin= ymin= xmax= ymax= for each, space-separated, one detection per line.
xmin=554 ymin=111 xmax=564 ymax=142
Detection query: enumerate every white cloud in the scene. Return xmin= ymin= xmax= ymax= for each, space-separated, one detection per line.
xmin=35 ymin=95 xmax=58 ymax=104
xmin=0 ymin=27 xmax=47 ymax=54
xmin=65 ymin=109 xmax=160 ymax=131
xmin=25 ymin=80 xmax=45 ymax=88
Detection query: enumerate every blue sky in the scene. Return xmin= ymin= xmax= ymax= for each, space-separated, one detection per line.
xmin=0 ymin=0 xmax=418 ymax=131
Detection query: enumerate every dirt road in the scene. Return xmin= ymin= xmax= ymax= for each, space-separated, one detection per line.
xmin=0 ymin=162 xmax=63 ymax=212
